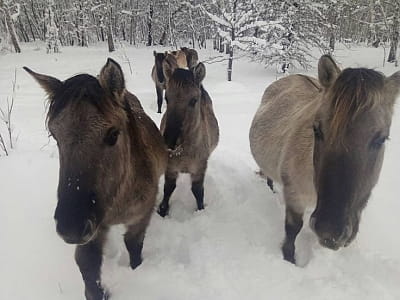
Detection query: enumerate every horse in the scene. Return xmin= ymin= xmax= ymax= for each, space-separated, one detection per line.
xmin=151 ymin=51 xmax=167 ymax=113
xmin=152 ymin=50 xmax=188 ymax=113
xmin=180 ymin=47 xmax=199 ymax=70
xmin=170 ymin=49 xmax=188 ymax=69
xmin=24 ymin=58 xmax=168 ymax=299
xmin=157 ymin=54 xmax=219 ymax=217
xmin=249 ymin=55 xmax=400 ymax=264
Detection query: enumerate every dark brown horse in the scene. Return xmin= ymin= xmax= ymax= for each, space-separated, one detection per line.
xmin=24 ymin=59 xmax=167 ymax=299
xmin=250 ymin=55 xmax=400 ymax=264
xmin=157 ymin=54 xmax=219 ymax=217
xmin=151 ymin=50 xmax=188 ymax=113
xmin=151 ymin=51 xmax=167 ymax=113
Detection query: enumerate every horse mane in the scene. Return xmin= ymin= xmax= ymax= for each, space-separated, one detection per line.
xmin=170 ymin=68 xmax=195 ymax=88
xmin=327 ymin=68 xmax=385 ymax=143
xmin=47 ymin=74 xmax=116 ymax=122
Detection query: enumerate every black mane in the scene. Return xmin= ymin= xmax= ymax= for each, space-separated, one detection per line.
xmin=48 ymin=74 xmax=109 ymax=120
xmin=171 ymin=69 xmax=195 ymax=87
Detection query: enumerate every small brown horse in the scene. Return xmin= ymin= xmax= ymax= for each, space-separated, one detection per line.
xmin=180 ymin=47 xmax=199 ymax=70
xmin=157 ymin=54 xmax=219 ymax=217
xmin=25 ymin=59 xmax=167 ymax=299
xmin=152 ymin=50 xmax=188 ymax=113
xmin=250 ymin=55 xmax=400 ymax=264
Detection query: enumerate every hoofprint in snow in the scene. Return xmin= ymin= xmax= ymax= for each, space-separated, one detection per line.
xmin=0 ymin=43 xmax=399 ymax=300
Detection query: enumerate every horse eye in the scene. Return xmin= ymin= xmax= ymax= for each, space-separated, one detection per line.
xmin=313 ymin=124 xmax=324 ymax=141
xmin=104 ymin=128 xmax=120 ymax=146
xmin=371 ymin=136 xmax=388 ymax=149
xmin=189 ymin=98 xmax=197 ymax=107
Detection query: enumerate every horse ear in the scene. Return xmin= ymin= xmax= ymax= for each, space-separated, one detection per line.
xmin=193 ymin=62 xmax=206 ymax=85
xmin=153 ymin=50 xmax=157 ymax=57
xmin=385 ymin=71 xmax=400 ymax=105
xmin=163 ymin=54 xmax=178 ymax=81
xmin=23 ymin=67 xmax=62 ymax=99
xmin=99 ymin=58 xmax=125 ymax=97
xmin=318 ymin=55 xmax=340 ymax=88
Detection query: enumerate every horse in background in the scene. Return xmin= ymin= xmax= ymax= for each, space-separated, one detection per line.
xmin=180 ymin=47 xmax=199 ymax=70
xmin=250 ymin=55 xmax=400 ymax=264
xmin=152 ymin=49 xmax=189 ymax=113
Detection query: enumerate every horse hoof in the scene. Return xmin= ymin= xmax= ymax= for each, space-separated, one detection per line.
xmin=157 ymin=204 xmax=169 ymax=217
xmin=130 ymin=257 xmax=142 ymax=270
xmin=103 ymin=290 xmax=110 ymax=300
xmin=85 ymin=286 xmax=109 ymax=300
xmin=157 ymin=110 xmax=162 ymax=114
xmin=283 ymin=255 xmax=296 ymax=265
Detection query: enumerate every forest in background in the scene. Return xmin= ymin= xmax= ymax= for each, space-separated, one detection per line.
xmin=0 ymin=0 xmax=399 ymax=79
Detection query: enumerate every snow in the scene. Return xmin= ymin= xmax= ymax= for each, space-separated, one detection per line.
xmin=0 ymin=43 xmax=400 ymax=299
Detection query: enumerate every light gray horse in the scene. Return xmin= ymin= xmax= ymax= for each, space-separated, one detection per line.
xmin=250 ymin=55 xmax=400 ymax=264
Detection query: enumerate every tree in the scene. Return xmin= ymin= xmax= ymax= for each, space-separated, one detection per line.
xmin=0 ymin=0 xmax=21 ymax=53
xmin=45 ymin=0 xmax=60 ymax=53
xmin=203 ymin=0 xmax=258 ymax=81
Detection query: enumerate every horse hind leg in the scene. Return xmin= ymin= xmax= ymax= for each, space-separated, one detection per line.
xmin=156 ymin=85 xmax=163 ymax=114
xmin=281 ymin=195 xmax=305 ymax=264
xmin=75 ymin=228 xmax=109 ymax=300
xmin=267 ymin=177 xmax=275 ymax=193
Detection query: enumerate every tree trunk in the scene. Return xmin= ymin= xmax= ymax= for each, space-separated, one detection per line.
xmin=227 ymin=45 xmax=233 ymax=81
xmin=159 ymin=31 xmax=166 ymax=45
xmin=147 ymin=2 xmax=153 ymax=46
xmin=329 ymin=32 xmax=335 ymax=52
xmin=23 ymin=3 xmax=36 ymax=41
xmin=4 ymin=5 xmax=21 ymax=53
xmin=129 ymin=0 xmax=134 ymax=45
xmin=107 ymin=23 xmax=115 ymax=52
xmin=388 ymin=12 xmax=399 ymax=63
xmin=107 ymin=1 xmax=115 ymax=52
xmin=219 ymin=38 xmax=224 ymax=53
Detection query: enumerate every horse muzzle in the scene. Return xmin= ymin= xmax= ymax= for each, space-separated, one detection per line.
xmin=56 ymin=218 xmax=96 ymax=245
xmin=309 ymin=215 xmax=353 ymax=250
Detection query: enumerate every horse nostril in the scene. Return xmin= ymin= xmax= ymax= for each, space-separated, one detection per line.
xmin=322 ymin=237 xmax=338 ymax=250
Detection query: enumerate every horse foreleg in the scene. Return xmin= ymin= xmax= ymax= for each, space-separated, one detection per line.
xmin=267 ymin=177 xmax=275 ymax=193
xmin=124 ymin=213 xmax=152 ymax=270
xmin=282 ymin=206 xmax=304 ymax=264
xmin=156 ymin=85 xmax=163 ymax=114
xmin=191 ymin=171 xmax=206 ymax=211
xmin=75 ymin=229 xmax=109 ymax=300
xmin=158 ymin=172 xmax=178 ymax=217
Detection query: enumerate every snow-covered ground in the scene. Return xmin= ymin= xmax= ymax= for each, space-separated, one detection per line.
xmin=0 ymin=43 xmax=399 ymax=300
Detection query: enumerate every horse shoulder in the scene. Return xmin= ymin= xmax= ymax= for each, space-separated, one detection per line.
xmin=279 ymin=122 xmax=316 ymax=208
